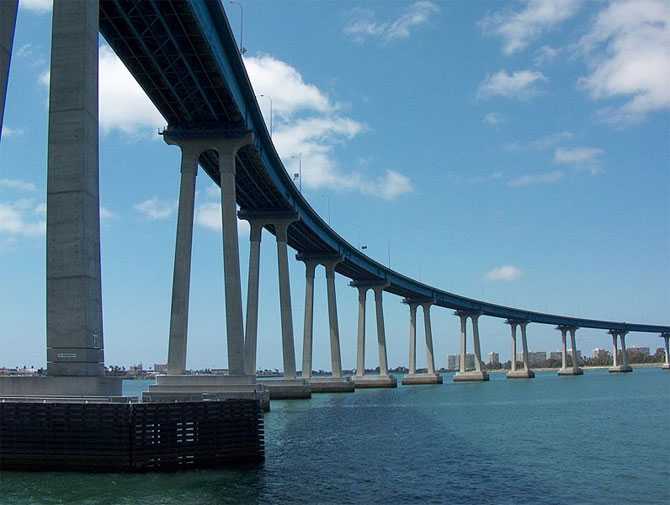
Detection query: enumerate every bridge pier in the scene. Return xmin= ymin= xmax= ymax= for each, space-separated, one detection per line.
xmin=453 ymin=311 xmax=489 ymax=382
xmin=298 ymin=255 xmax=354 ymax=393
xmin=145 ymin=131 xmax=267 ymax=408
xmin=238 ymin=212 xmax=309 ymax=399
xmin=662 ymin=333 xmax=670 ymax=370
xmin=608 ymin=330 xmax=632 ymax=373
xmin=0 ymin=0 xmax=120 ymax=396
xmin=506 ymin=320 xmax=535 ymax=379
xmin=402 ymin=300 xmax=442 ymax=385
xmin=0 ymin=0 xmax=18 ymax=141
xmin=556 ymin=326 xmax=583 ymax=376
xmin=350 ymin=281 xmax=397 ymax=388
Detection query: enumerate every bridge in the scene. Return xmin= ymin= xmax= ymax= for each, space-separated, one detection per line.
xmin=0 ymin=0 xmax=668 ymax=401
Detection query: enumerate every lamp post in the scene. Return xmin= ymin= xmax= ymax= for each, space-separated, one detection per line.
xmin=229 ymin=1 xmax=246 ymax=55
xmin=258 ymin=94 xmax=273 ymax=138
xmin=291 ymin=153 xmax=302 ymax=192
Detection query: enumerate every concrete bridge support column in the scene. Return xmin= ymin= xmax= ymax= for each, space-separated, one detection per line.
xmin=423 ymin=303 xmax=436 ymax=375
xmin=454 ymin=311 xmax=488 ymax=382
xmin=509 ymin=322 xmax=518 ymax=372
xmin=243 ymin=222 xmax=263 ymax=376
xmin=557 ymin=326 xmax=583 ymax=376
xmin=402 ymin=300 xmax=442 ymax=385
xmin=237 ymin=212 xmax=308 ymax=399
xmin=609 ymin=330 xmax=632 ymax=373
xmin=507 ymin=320 xmax=534 ymax=378
xmin=351 ymin=281 xmax=396 ymax=388
xmin=0 ymin=0 xmax=18 ymax=141
xmin=1 ymin=0 xmax=121 ymax=395
xmin=325 ymin=260 xmax=343 ymax=379
xmin=407 ymin=303 xmax=418 ymax=375
xmin=662 ymin=333 xmax=670 ymax=370
xmin=275 ymin=221 xmax=297 ymax=380
xmin=373 ymin=286 xmax=389 ymax=377
xmin=301 ymin=261 xmax=317 ymax=379
xmin=166 ymin=147 xmax=199 ymax=375
xmin=146 ymin=133 xmax=270 ymax=406
xmin=611 ymin=331 xmax=619 ymax=368
xmin=457 ymin=311 xmax=468 ymax=373
xmin=355 ymin=287 xmax=368 ymax=377
xmin=300 ymin=256 xmax=353 ymax=393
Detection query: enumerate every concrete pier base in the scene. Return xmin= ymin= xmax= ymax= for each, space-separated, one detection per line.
xmin=608 ymin=365 xmax=633 ymax=373
xmin=558 ymin=368 xmax=583 ymax=376
xmin=506 ymin=369 xmax=535 ymax=379
xmin=0 ymin=376 xmax=122 ymax=396
xmin=143 ymin=375 xmax=270 ymax=411
xmin=662 ymin=364 xmax=670 ymax=370
xmin=453 ymin=370 xmax=489 ymax=382
xmin=351 ymin=374 xmax=397 ymax=389
xmin=308 ymin=376 xmax=355 ymax=393
xmin=257 ymin=378 xmax=311 ymax=399
xmin=401 ymin=373 xmax=443 ymax=385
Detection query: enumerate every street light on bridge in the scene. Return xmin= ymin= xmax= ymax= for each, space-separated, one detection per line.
xmin=258 ymin=94 xmax=273 ymax=138
xmin=229 ymin=1 xmax=247 ymax=55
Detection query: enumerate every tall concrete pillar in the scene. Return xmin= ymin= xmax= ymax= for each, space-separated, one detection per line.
xmin=166 ymin=147 xmax=199 ymax=375
xmin=325 ymin=261 xmax=343 ymax=378
xmin=471 ymin=313 xmax=483 ymax=372
xmin=619 ymin=331 xmax=629 ymax=368
xmin=275 ymin=222 xmax=297 ymax=379
xmin=373 ymin=287 xmax=389 ymax=376
xmin=520 ymin=322 xmax=530 ymax=371
xmin=217 ymin=136 xmax=252 ymax=376
xmin=243 ymin=222 xmax=263 ymax=375
xmin=0 ymin=0 xmax=18 ymax=141
xmin=422 ymin=303 xmax=436 ymax=374
xmin=408 ymin=303 xmax=418 ymax=375
xmin=663 ymin=334 xmax=670 ymax=368
xmin=569 ymin=327 xmax=579 ymax=372
xmin=561 ymin=328 xmax=568 ymax=369
xmin=301 ymin=261 xmax=317 ymax=378
xmin=356 ymin=287 xmax=367 ymax=377
xmin=611 ymin=331 xmax=619 ymax=367
xmin=457 ymin=312 xmax=468 ymax=373
xmin=46 ymin=0 xmax=104 ymax=376
xmin=509 ymin=321 xmax=518 ymax=372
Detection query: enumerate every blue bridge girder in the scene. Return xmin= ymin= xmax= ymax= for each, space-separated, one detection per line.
xmin=98 ymin=0 xmax=668 ymax=335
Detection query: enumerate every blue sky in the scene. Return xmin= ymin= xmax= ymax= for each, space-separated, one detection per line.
xmin=1 ymin=0 xmax=668 ymax=371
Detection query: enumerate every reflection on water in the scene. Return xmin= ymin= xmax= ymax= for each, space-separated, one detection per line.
xmin=1 ymin=368 xmax=668 ymax=505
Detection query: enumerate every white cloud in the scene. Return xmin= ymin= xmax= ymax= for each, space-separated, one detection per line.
xmin=98 ymin=46 xmax=165 ymax=135
xmin=578 ymin=0 xmax=670 ymax=124
xmin=0 ymin=179 xmax=36 ymax=192
xmin=553 ymin=147 xmax=604 ymax=174
xmin=508 ymin=170 xmax=564 ymax=187
xmin=243 ymin=55 xmax=333 ymax=118
xmin=506 ymin=131 xmax=573 ymax=151
xmin=39 ymin=47 xmax=165 ymax=136
xmin=534 ymin=45 xmax=562 ymax=65
xmin=1 ymin=127 xmax=25 ymax=139
xmin=20 ymin=0 xmax=52 ymax=14
xmin=134 ymin=197 xmax=174 ymax=220
xmin=344 ymin=1 xmax=439 ymax=43
xmin=100 ymin=207 xmax=117 ymax=221
xmin=244 ymin=54 xmax=413 ymax=199
xmin=478 ymin=70 xmax=547 ymax=99
xmin=486 ymin=265 xmax=523 ymax=281
xmin=0 ymin=200 xmax=46 ymax=237
xmin=195 ymin=200 xmax=249 ymax=236
xmin=483 ymin=112 xmax=504 ymax=126
xmin=481 ymin=0 xmax=583 ymax=55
